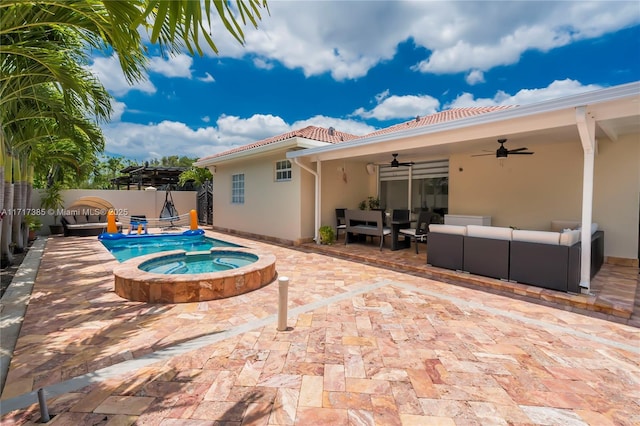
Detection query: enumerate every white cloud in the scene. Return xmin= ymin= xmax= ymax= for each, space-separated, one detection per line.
xmin=446 ymin=79 xmax=603 ymax=108
xmin=102 ymin=120 xmax=221 ymax=161
xmin=375 ymin=90 xmax=391 ymax=103
xmin=466 ymin=70 xmax=485 ymax=85
xmin=109 ymin=100 xmax=126 ymax=122
xmin=216 ymin=114 xmax=290 ymax=141
xmin=198 ymin=72 xmax=215 ymax=83
xmin=354 ymin=94 xmax=440 ymax=121
xmin=201 ymin=116 xmax=211 ymax=123
xmin=412 ymin=2 xmax=640 ymax=74
xmin=253 ymin=57 xmax=274 ymax=70
xmin=201 ymin=1 xmax=639 ymax=80
xmin=88 ymin=55 xmax=156 ymax=97
xmin=147 ymin=54 xmax=193 ymax=78
xmin=290 ymin=115 xmax=375 ymax=136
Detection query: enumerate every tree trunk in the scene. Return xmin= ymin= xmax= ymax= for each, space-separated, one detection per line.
xmin=11 ymin=157 xmax=24 ymax=252
xmin=0 ymin=166 xmax=4 ymax=259
xmin=1 ymin=180 xmax=14 ymax=266
xmin=10 ymin=181 xmax=23 ymax=252
xmin=22 ymin=173 xmax=33 ymax=246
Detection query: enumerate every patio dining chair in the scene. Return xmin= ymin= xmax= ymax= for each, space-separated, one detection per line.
xmin=335 ymin=208 xmax=347 ymax=240
xmin=399 ymin=210 xmax=432 ymax=253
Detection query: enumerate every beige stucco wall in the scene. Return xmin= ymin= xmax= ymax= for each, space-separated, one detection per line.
xmin=319 ymin=159 xmax=377 ymax=230
xmin=30 ymin=189 xmax=197 ymax=234
xmin=450 ymin=134 xmax=639 ymax=260
xmin=212 ymin=152 xmax=302 ymax=242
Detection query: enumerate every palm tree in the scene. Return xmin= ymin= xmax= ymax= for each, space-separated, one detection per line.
xmin=0 ymin=0 xmax=268 ymax=260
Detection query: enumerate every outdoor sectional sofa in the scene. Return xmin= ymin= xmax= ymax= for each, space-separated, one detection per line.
xmin=427 ymin=222 xmax=604 ymax=293
xmin=61 ymin=213 xmax=122 ymax=237
xmin=60 ymin=196 xmax=122 ymax=237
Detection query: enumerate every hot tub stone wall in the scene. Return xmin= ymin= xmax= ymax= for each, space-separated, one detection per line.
xmin=113 ymin=248 xmax=276 ymax=303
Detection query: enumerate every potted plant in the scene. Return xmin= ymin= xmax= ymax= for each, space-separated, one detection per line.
xmin=358 ymin=196 xmax=381 ymax=210
xmin=24 ymin=214 xmax=42 ymax=241
xmin=40 ymin=184 xmax=64 ymax=234
xmin=318 ymin=225 xmax=335 ymax=245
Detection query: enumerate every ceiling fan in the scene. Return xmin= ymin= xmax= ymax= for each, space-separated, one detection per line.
xmin=473 ymin=139 xmax=534 ymax=158
xmin=390 ymin=153 xmax=414 ymax=167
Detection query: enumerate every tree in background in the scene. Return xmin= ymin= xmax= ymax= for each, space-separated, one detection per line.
xmin=179 ymin=166 xmax=213 ymax=187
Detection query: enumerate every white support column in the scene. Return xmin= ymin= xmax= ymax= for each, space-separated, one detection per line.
xmin=575 ymin=106 xmax=596 ymax=293
xmin=408 ymin=166 xmax=413 ymax=212
xmin=317 ymin=161 xmax=322 ymax=243
xmin=294 ymin=157 xmax=320 ymax=244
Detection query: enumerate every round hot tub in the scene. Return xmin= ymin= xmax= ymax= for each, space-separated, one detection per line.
xmin=113 ymin=248 xmax=276 ymax=303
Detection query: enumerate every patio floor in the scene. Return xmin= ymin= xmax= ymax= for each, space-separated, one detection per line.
xmin=0 ymin=230 xmax=638 ymax=425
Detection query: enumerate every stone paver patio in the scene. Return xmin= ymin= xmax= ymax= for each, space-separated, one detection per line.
xmin=1 ymin=230 xmax=639 ymax=425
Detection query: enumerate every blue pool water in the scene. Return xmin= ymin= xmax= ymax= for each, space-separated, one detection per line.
xmin=140 ymin=251 xmax=258 ymax=274
xmin=101 ymin=234 xmax=240 ymax=262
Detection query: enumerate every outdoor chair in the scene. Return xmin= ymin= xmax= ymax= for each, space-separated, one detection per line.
xmin=399 ymin=210 xmax=432 ymax=253
xmin=335 ymin=208 xmax=347 ymax=240
xmin=392 ymin=209 xmax=410 ymax=223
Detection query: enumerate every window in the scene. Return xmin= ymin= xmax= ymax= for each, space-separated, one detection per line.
xmin=231 ymin=173 xmax=244 ymax=204
xmin=275 ymin=160 xmax=292 ymax=181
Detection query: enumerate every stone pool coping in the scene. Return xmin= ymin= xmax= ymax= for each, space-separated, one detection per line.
xmin=113 ymin=247 xmax=277 ymax=303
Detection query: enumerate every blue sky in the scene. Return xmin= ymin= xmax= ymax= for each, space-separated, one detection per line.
xmin=89 ymin=1 xmax=640 ymax=162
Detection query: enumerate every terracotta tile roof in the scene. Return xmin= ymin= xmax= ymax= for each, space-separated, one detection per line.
xmin=362 ymin=106 xmax=515 ymax=138
xmin=198 ymin=107 xmax=514 ymax=163
xmin=198 ymin=126 xmax=359 ymax=162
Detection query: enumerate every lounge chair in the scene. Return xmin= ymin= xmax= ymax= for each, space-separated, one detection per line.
xmin=399 ymin=210 xmax=432 ymax=253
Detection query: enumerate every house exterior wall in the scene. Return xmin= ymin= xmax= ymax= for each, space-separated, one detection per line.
xmin=449 ymin=134 xmax=639 ymax=260
xmin=212 ymin=151 xmax=302 ymax=243
xmin=30 ymin=189 xmax=197 ymax=234
xmin=319 ymin=159 xmax=376 ymax=230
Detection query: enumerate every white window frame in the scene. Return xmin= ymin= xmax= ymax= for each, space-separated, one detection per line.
xmin=275 ymin=159 xmax=292 ymax=182
xmin=231 ymin=173 xmax=244 ymax=204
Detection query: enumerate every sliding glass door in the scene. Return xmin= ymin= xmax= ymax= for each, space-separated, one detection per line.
xmin=380 ymin=159 xmax=449 ymax=222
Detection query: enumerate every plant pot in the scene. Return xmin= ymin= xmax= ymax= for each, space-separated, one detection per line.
xmin=28 ymin=230 xmax=37 ymax=241
xmin=49 ymin=224 xmax=64 ymax=235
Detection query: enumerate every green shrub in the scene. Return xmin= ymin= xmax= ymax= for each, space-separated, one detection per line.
xmin=318 ymin=225 xmax=335 ymax=245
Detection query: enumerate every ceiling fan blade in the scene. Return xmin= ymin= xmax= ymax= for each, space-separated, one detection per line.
xmin=509 ymin=151 xmax=534 ymax=155
xmin=472 ymin=153 xmax=494 ymax=157
xmin=508 ymin=147 xmax=529 ymax=153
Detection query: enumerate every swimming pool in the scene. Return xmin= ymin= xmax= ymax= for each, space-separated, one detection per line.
xmin=101 ymin=234 xmax=240 ymax=262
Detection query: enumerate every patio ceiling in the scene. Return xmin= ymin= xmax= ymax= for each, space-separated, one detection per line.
xmin=288 ymin=82 xmax=640 ymax=166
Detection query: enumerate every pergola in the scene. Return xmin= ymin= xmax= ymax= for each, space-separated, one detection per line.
xmin=111 ymin=165 xmax=187 ymax=190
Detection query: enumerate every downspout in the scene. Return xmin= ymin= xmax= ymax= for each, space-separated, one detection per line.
xmin=575 ymin=106 xmax=596 ymax=294
xmin=294 ymin=157 xmax=320 ymax=243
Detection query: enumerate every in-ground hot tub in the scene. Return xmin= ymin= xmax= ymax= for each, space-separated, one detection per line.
xmin=113 ymin=247 xmax=276 ymax=303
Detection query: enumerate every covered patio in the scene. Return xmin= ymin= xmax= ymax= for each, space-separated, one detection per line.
xmin=288 ymin=83 xmax=640 ymax=294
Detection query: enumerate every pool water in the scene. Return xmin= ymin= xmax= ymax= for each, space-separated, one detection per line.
xmin=101 ymin=235 xmax=240 ymax=262
xmin=140 ymin=252 xmax=258 ymax=274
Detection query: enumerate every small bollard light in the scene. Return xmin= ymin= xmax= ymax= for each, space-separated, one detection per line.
xmin=277 ymin=276 xmax=289 ymax=331
xmin=37 ymin=388 xmax=50 ymax=422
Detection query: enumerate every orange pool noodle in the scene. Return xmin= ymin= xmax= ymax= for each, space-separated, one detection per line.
xmin=137 ymin=223 xmax=142 ymax=234
xmin=190 ymin=209 xmax=198 ymax=230
xmin=107 ymin=210 xmax=118 ymax=233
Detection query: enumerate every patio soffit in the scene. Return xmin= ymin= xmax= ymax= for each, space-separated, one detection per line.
xmin=287 ymin=81 xmax=640 ymax=165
